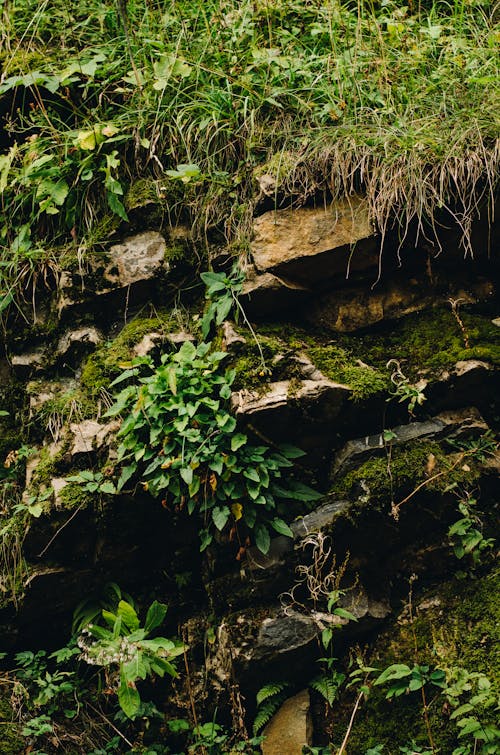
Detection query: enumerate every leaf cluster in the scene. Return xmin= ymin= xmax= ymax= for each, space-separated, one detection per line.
xmin=108 ymin=340 xmax=319 ymax=553
xmin=80 ymin=599 xmax=184 ymax=719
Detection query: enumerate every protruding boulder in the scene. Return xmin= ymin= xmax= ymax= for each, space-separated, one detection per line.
xmin=232 ymin=379 xmax=350 ymax=421
xmin=240 ymin=266 xmax=309 ymax=318
xmin=262 ymin=689 xmax=313 ymax=755
xmin=11 ymin=348 xmax=46 ymax=377
xmin=332 ymin=407 xmax=489 ymax=478
xmin=251 ymin=196 xmax=377 ymax=285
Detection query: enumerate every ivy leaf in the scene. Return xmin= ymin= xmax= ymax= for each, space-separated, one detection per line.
xmin=231 ymin=433 xmax=247 ymax=452
xmin=199 ymin=529 xmax=212 ymax=552
xmin=99 ymin=481 xmax=117 ymax=494
xmin=108 ymin=191 xmax=129 ymax=221
xmin=254 ymin=524 xmax=270 ymax=555
xmin=212 ymin=506 xmax=230 ymax=531
xmin=271 ymin=518 xmax=293 ymax=538
xmin=180 ymin=467 xmax=193 ymax=485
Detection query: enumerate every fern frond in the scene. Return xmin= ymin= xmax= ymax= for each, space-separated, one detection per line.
xmin=310 ymin=673 xmax=345 ymax=706
xmin=256 ymin=681 xmax=289 ymax=707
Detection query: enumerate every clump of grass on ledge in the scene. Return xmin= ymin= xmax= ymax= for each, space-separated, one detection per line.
xmin=0 ymin=0 xmax=498 ymax=286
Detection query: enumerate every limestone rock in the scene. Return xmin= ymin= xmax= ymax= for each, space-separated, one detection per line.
xmin=232 ymin=379 xmax=350 ymax=421
xmin=240 ymin=266 xmax=309 ymax=318
xmin=70 ymin=419 xmax=120 ymax=456
xmin=132 ymin=332 xmax=164 ymax=357
xmin=262 ymin=689 xmax=313 ymax=755
xmin=308 ymin=278 xmax=425 ymax=333
xmin=250 ymin=611 xmax=318 ymax=662
xmin=132 ymin=330 xmax=194 ymax=358
xmin=104 ymin=231 xmax=167 ymax=286
xmin=56 ymin=327 xmax=102 ymax=365
xmin=222 ymin=321 xmax=247 ymax=352
xmin=51 ymin=477 xmax=69 ymax=506
xmin=251 ymin=196 xmax=377 ymax=285
xmin=11 ymin=348 xmax=46 ymax=377
xmin=332 ymin=407 xmax=489 ymax=477
xmin=246 ymin=497 xmax=351 ymax=571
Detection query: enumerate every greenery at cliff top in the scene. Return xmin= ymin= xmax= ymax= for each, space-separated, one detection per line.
xmin=0 ymin=0 xmax=498 ymax=283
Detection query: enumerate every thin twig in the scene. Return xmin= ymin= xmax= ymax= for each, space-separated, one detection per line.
xmin=37 ymin=503 xmax=85 ymax=557
xmin=87 ymin=702 xmax=135 ymax=749
xmin=338 ymin=689 xmax=365 ymax=755
xmin=392 ymin=452 xmax=466 ymax=518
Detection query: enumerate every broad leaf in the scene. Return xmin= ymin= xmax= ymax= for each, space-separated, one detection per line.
xmin=212 ymin=505 xmax=230 ymax=531
xmin=118 ymin=671 xmax=140 ymax=718
xmin=144 ymin=601 xmax=168 ymax=634
xmin=254 ymin=524 xmax=270 ymax=555
xmin=271 ymin=518 xmax=294 ymax=538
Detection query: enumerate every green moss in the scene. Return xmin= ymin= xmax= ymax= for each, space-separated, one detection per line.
xmin=348 ymin=307 xmax=500 ymax=380
xmin=307 ymin=345 xmax=389 ymax=400
xmin=80 ymin=311 xmax=176 ymax=398
xmin=0 ymin=692 xmax=24 ymax=753
xmin=125 ymin=178 xmax=162 ymax=210
xmin=328 ymin=569 xmax=500 ymax=754
xmin=330 ymin=441 xmax=481 ymax=511
xmin=57 ymin=482 xmax=95 ymax=510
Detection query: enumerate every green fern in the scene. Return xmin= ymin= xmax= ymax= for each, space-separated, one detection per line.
xmin=310 ymin=672 xmax=345 ymax=706
xmin=253 ymin=682 xmax=291 ymax=734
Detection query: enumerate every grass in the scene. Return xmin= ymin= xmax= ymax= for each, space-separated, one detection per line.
xmin=0 ymin=0 xmax=498 ymax=314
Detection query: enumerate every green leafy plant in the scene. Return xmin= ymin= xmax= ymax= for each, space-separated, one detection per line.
xmin=107 ymin=340 xmax=319 ymax=553
xmin=253 ymin=682 xmax=291 ymax=735
xmin=444 ymin=667 xmax=500 ymax=755
xmin=78 ymin=598 xmax=184 ymax=719
xmin=374 ymin=663 xmax=446 ymax=699
xmin=448 ymin=494 xmax=495 ymax=566
xmin=386 ymin=360 xmax=426 ymax=416
xmin=200 ymin=268 xmax=245 ymax=339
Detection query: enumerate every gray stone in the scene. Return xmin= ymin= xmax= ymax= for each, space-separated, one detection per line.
xmin=251 ymin=196 xmax=377 ymax=285
xmin=222 ymin=321 xmax=247 ymax=352
xmin=104 ymin=231 xmax=167 ymax=286
xmin=69 ymin=419 xmax=120 ymax=456
xmin=251 ymin=611 xmax=318 ymax=662
xmin=332 ymin=407 xmax=489 ymax=478
xmin=56 ymin=327 xmax=102 ymax=364
xmin=11 ymin=348 xmax=46 ymax=377
xmin=291 ymin=497 xmax=351 ymax=538
xmin=231 ymin=379 xmax=350 ymax=422
xmin=262 ymin=689 xmax=313 ymax=755
xmin=132 ymin=332 xmax=163 ymax=357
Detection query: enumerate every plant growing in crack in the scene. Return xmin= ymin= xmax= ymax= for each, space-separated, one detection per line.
xmin=105 ymin=340 xmax=320 ymax=554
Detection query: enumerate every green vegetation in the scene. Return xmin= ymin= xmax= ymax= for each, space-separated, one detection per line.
xmin=1 ymin=0 xmax=498 ymax=314
xmin=327 ymin=569 xmax=500 ymax=754
xmin=80 ymin=311 xmax=180 ymax=399
xmin=349 ymin=307 xmax=500 ymax=380
xmin=105 ymin=339 xmax=320 ymax=553
xmin=330 ymin=440 xmax=481 ymax=511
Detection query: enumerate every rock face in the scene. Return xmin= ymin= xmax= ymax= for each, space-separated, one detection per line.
xmin=240 ymin=265 xmax=309 ymax=318
xmin=262 ymin=689 xmax=313 ymax=755
xmin=332 ymin=407 xmax=488 ymax=477
xmin=251 ymin=196 xmax=376 ymax=285
xmin=104 ymin=231 xmax=167 ymax=286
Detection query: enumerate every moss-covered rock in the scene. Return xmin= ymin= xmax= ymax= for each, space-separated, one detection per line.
xmin=0 ymin=690 xmax=24 ymax=753
xmin=326 ymin=568 xmax=500 ymax=754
